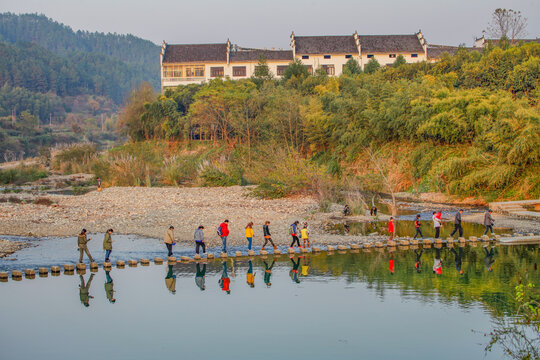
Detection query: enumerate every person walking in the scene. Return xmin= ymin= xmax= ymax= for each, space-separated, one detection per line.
xmin=301 ymin=222 xmax=310 ymax=248
xmin=370 ymin=205 xmax=378 ymax=216
xmin=432 ymin=211 xmax=442 ymax=239
xmin=195 ymin=263 xmax=206 ymax=291
xmin=246 ymin=259 xmax=255 ymax=288
xmin=218 ymin=220 xmax=230 ymax=253
xmin=388 ymin=217 xmax=395 ymax=241
xmin=194 ymin=225 xmax=206 ymax=255
xmin=78 ymin=229 xmax=94 ymax=263
xmin=245 ymin=222 xmax=254 ymax=251
xmin=450 ymin=209 xmax=464 ymax=238
xmin=103 ymin=228 xmax=113 ymax=263
xmin=413 ymin=215 xmax=423 ymax=240
xmin=104 ymin=271 xmax=116 ymax=303
xmin=262 ymin=221 xmax=276 ymax=250
xmin=343 ymin=205 xmax=351 ymax=216
xmin=483 ymin=209 xmax=495 ymax=236
xmin=164 ymin=226 xmax=176 ymax=257
xmin=289 ymin=221 xmax=301 ymax=249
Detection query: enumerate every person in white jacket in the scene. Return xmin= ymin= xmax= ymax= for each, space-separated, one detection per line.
xmin=432 ymin=211 xmax=442 ymax=239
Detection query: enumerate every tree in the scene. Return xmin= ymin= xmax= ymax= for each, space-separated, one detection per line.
xmin=484 ymin=8 xmax=528 ymax=42
xmin=364 ymin=57 xmax=381 ymax=74
xmin=253 ymin=55 xmax=273 ymax=80
xmin=283 ymin=59 xmax=310 ymax=81
xmin=117 ymin=82 xmax=156 ymax=141
xmin=394 ymin=54 xmax=407 ymax=67
xmin=342 ymin=58 xmax=362 ymax=76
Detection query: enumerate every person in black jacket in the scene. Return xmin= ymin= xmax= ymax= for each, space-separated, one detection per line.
xmin=262 ymin=221 xmax=276 ymax=250
xmin=450 ymin=209 xmax=464 ymax=237
xmin=413 ymin=215 xmax=423 ymax=239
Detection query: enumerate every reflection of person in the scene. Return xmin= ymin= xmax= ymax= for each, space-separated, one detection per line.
xmin=450 ymin=210 xmax=464 ymax=238
xmin=450 ymin=247 xmax=464 ymax=275
xmin=246 ymin=260 xmax=255 ymax=288
xmin=484 ymin=246 xmax=495 ymax=272
xmin=389 ymin=250 xmax=395 ymax=275
xmin=290 ymin=256 xmax=301 ymax=283
xmin=414 ymin=249 xmax=423 ymax=273
xmin=433 ymin=248 xmax=443 ymax=274
xmin=164 ymin=226 xmax=176 ymax=257
xmin=105 ymin=271 xmax=116 ymax=303
xmin=262 ymin=221 xmax=276 ymax=250
xmin=194 ymin=226 xmax=206 ymax=255
xmin=103 ymin=228 xmax=114 ymax=262
xmin=413 ymin=215 xmax=423 ymax=240
xmin=263 ymin=257 xmax=276 ymax=287
xmin=483 ymin=209 xmax=495 ymax=236
xmin=219 ymin=261 xmax=231 ymax=294
xmin=195 ymin=263 xmax=206 ymax=291
xmin=301 ymin=255 xmax=310 ymax=277
xmin=165 ymin=264 xmax=176 ymax=294
xmin=79 ymin=273 xmax=94 ymax=307
xmin=78 ymin=228 xmax=94 ymax=263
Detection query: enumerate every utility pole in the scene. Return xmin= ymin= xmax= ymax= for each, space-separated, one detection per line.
xmin=12 ymin=106 xmax=16 ymax=126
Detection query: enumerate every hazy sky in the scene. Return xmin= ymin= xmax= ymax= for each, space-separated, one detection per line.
xmin=1 ymin=0 xmax=539 ymax=48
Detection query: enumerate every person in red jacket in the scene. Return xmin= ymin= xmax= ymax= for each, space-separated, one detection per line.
xmin=388 ymin=217 xmax=395 ymax=241
xmin=413 ymin=214 xmax=423 ymax=239
xmin=218 ymin=220 xmax=230 ymax=253
xmin=219 ymin=261 xmax=231 ymax=294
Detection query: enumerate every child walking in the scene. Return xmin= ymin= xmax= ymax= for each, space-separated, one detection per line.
xmin=245 ymin=222 xmax=254 ymax=251
xmin=262 ymin=221 xmax=276 ymax=250
xmin=301 ymin=222 xmax=310 ymax=248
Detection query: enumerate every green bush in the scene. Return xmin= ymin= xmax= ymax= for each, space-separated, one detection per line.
xmin=0 ymin=166 xmax=48 ymax=185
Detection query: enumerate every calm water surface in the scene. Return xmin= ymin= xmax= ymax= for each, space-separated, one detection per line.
xmin=1 ymin=245 xmax=538 ymax=360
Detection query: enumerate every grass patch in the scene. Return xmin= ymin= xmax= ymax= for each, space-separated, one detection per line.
xmin=0 ymin=166 xmax=48 ymax=185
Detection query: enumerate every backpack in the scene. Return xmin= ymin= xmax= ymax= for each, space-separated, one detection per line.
xmin=217 ymin=225 xmax=223 ymax=236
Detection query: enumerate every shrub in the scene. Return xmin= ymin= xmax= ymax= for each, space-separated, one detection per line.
xmin=0 ymin=166 xmax=48 ymax=185
xmin=34 ymin=197 xmax=53 ymax=206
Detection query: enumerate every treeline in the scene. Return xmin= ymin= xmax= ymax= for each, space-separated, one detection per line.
xmin=0 ymin=41 xmax=152 ymax=104
xmin=0 ymin=13 xmax=159 ymax=73
xmin=117 ymin=42 xmax=539 ymax=200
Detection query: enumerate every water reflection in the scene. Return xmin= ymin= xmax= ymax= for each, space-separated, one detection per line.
xmin=104 ymin=271 xmax=116 ymax=303
xmin=450 ymin=247 xmax=464 ymax=275
xmin=246 ymin=260 xmax=255 ymax=288
xmin=262 ymin=257 xmax=276 ymax=287
xmin=219 ymin=261 xmax=231 ymax=294
xmin=414 ymin=249 xmax=423 ymax=273
xmin=483 ymin=246 xmax=496 ymax=272
xmin=78 ymin=273 xmax=94 ymax=307
xmin=289 ymin=256 xmax=301 ymax=283
xmin=195 ymin=263 xmax=206 ymax=291
xmin=165 ymin=264 xmax=176 ymax=294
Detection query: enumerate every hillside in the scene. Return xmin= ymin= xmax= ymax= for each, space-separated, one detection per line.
xmin=0 ymin=13 xmax=160 ymax=159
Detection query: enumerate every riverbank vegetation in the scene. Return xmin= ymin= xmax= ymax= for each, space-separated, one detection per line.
xmin=53 ymin=42 xmax=539 ymax=203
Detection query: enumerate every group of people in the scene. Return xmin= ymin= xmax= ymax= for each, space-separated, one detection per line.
xmin=386 ymin=209 xmax=496 ymax=240
xmin=390 ymin=244 xmax=497 ymax=276
xmin=163 ymin=220 xmax=311 ymax=258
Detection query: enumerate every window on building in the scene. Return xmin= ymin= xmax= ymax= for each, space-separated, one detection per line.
xmin=389 ymin=54 xmax=396 ymax=58
xmin=194 ymin=67 xmax=204 ymax=77
xmin=305 ymin=65 xmax=313 ymax=75
xmin=411 ymin=53 xmax=418 ymax=58
xmin=345 ymin=54 xmax=352 ymax=59
xmin=367 ymin=54 xmax=374 ymax=58
xmin=276 ymin=65 xmax=288 ymax=76
xmin=210 ymin=67 xmax=224 ymax=77
xmin=172 ymin=66 xmax=182 ymax=78
xmin=302 ymin=55 xmax=309 ymax=59
xmin=322 ymin=65 xmax=335 ymax=75
xmin=233 ymin=66 xmax=246 ymax=77
xmin=324 ymin=55 xmax=331 ymax=59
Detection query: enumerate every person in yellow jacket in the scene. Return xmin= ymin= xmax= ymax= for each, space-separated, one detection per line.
xmin=78 ymin=228 xmax=94 ymax=263
xmin=164 ymin=226 xmax=176 ymax=257
xmin=245 ymin=222 xmax=254 ymax=251
xmin=301 ymin=222 xmax=310 ymax=248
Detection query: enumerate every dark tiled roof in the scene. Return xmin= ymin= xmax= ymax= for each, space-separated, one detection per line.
xmin=294 ymin=35 xmax=357 ymax=54
xmin=230 ymin=49 xmax=293 ymax=62
xmin=163 ymin=43 xmax=227 ymax=63
xmin=427 ymin=45 xmax=482 ymax=59
xmin=357 ymin=35 xmax=424 ymax=53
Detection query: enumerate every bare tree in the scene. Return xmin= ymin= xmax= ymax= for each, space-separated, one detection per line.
xmin=484 ymin=8 xmax=528 ymax=41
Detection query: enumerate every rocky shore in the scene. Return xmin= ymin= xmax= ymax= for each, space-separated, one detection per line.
xmin=0 ymin=187 xmax=538 ymax=253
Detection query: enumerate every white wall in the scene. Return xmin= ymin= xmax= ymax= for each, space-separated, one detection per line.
xmin=295 ymin=54 xmax=359 ymax=76
xmin=360 ymin=52 xmax=426 ymax=68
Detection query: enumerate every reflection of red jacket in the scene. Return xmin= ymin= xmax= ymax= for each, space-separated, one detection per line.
xmin=221 ymin=277 xmax=230 ymax=291
xmin=220 ymin=223 xmax=229 ymax=236
xmin=389 ymin=259 xmax=395 ymax=273
xmin=388 ymin=221 xmax=394 ymax=233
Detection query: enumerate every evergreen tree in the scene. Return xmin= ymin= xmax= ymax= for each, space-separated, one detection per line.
xmin=364 ymin=58 xmax=381 ymax=74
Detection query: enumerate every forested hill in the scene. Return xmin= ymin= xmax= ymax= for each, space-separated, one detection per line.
xmin=0 ymin=13 xmax=159 ymax=71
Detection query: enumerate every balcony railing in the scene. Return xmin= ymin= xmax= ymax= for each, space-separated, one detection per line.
xmin=163 ymin=77 xmax=205 ymax=82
